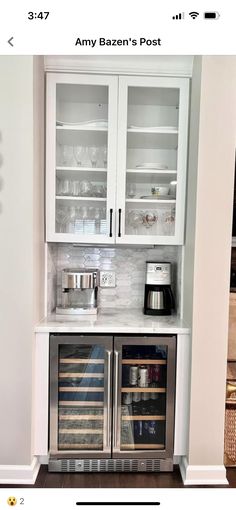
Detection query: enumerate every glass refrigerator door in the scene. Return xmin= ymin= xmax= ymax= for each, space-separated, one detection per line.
xmin=50 ymin=336 xmax=112 ymax=458
xmin=113 ymin=337 xmax=176 ymax=458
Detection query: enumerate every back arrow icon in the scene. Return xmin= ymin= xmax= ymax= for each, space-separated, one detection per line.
xmin=8 ymin=37 xmax=14 ymax=47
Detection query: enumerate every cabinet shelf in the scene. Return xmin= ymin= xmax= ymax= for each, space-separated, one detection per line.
xmin=125 ymin=198 xmax=176 ymax=204
xmin=127 ymin=128 xmax=178 ymax=135
xmin=59 ymin=401 xmax=104 ymax=407
xmin=121 ymin=387 xmax=166 ymax=393
xmin=56 ymin=125 xmax=108 ymax=132
xmin=59 ymin=444 xmax=102 ymax=449
xmin=60 ymin=358 xmax=104 ymax=364
xmin=121 ymin=443 xmax=165 ymax=449
xmin=60 ymin=414 xmax=104 ymax=420
xmin=126 ymin=169 xmax=177 ymax=175
xmin=59 ymin=373 xmax=104 ymax=378
xmin=59 ymin=387 xmax=104 ymax=392
xmin=122 ymin=415 xmax=166 ymax=421
xmin=59 ymin=428 xmax=103 ymax=434
xmin=122 ymin=359 xmax=167 ymax=365
xmin=56 ymin=196 xmax=106 ymax=202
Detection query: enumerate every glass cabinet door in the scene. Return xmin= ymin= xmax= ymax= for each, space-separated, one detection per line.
xmin=50 ymin=335 xmax=112 ymax=458
xmin=116 ymin=76 xmax=189 ymax=245
xmin=113 ymin=337 xmax=176 ymax=458
xmin=46 ymin=74 xmax=118 ymax=243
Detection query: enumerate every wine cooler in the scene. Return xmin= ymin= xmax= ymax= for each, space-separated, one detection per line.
xmin=49 ymin=334 xmax=176 ymax=472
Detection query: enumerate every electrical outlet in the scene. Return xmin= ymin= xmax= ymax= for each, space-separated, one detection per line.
xmin=100 ymin=271 xmax=116 ymax=288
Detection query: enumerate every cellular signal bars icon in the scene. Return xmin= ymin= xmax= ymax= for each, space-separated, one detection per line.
xmin=172 ymin=12 xmax=184 ymax=20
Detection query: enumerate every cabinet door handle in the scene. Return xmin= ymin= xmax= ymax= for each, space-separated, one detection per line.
xmin=109 ymin=208 xmax=113 ymax=237
xmin=106 ymin=350 xmax=112 ymax=449
xmin=118 ymin=209 xmax=122 ymax=237
xmin=113 ymin=350 xmax=119 ymax=449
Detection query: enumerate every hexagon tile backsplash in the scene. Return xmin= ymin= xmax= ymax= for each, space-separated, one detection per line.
xmin=47 ymin=244 xmax=182 ymax=313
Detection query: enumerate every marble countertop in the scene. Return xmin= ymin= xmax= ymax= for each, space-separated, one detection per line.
xmin=35 ymin=308 xmax=190 ymax=334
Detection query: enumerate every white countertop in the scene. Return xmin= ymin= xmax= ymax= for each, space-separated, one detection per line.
xmin=35 ymin=308 xmax=190 ymax=334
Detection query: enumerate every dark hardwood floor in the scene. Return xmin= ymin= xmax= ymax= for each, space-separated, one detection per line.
xmin=1 ymin=466 xmax=236 ymax=489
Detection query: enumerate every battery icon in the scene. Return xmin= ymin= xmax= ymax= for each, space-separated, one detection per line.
xmin=204 ymin=12 xmax=220 ymax=19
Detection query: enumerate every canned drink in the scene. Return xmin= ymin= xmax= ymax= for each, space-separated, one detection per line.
xmin=129 ymin=365 xmax=138 ymax=386
xmin=138 ymin=365 xmax=149 ymax=388
xmin=134 ymin=420 xmax=143 ymax=437
xmin=133 ymin=392 xmax=141 ymax=403
xmin=152 ymin=365 xmax=161 ymax=382
xmin=150 ymin=382 xmax=159 ymax=400
xmin=123 ymin=392 xmax=132 ymax=405
xmin=148 ymin=421 xmax=156 ymax=435
xmin=148 ymin=365 xmax=153 ymax=384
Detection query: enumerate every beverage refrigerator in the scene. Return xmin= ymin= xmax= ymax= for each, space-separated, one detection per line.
xmin=49 ymin=334 xmax=176 ymax=472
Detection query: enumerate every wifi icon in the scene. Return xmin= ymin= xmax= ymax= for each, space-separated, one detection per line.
xmin=189 ymin=11 xmax=199 ymax=19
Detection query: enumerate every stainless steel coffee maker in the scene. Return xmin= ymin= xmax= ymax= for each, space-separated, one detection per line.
xmin=144 ymin=262 xmax=175 ymax=316
xmin=56 ymin=269 xmax=99 ymax=315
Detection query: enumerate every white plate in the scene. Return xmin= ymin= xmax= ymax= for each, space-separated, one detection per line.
xmin=56 ymin=119 xmax=108 ymax=127
xmin=140 ymin=195 xmax=173 ymax=200
xmin=136 ymin=163 xmax=168 ymax=170
xmin=128 ymin=125 xmax=177 ymax=131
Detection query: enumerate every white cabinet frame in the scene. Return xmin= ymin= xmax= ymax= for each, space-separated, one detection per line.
xmin=46 ymin=73 xmax=118 ymax=244
xmin=116 ymin=76 xmax=189 ymax=245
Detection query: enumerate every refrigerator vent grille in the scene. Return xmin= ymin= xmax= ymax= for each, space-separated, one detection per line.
xmin=61 ymin=459 xmax=76 ymax=472
xmin=146 ymin=459 xmax=161 ymax=472
xmin=49 ymin=458 xmax=168 ymax=472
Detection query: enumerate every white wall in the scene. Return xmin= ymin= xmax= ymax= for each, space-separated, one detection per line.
xmin=0 ymin=56 xmax=44 ymax=467
xmin=183 ymin=56 xmax=236 ymax=473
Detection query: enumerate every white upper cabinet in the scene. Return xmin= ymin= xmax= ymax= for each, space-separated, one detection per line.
xmin=46 ymin=73 xmax=118 ymax=244
xmin=46 ymin=73 xmax=189 ymax=245
xmin=116 ymin=76 xmax=189 ymax=245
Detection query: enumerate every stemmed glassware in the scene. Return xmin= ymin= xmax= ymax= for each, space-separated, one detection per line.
xmin=88 ymin=146 xmax=99 ymax=168
xmin=142 ymin=210 xmax=158 ymax=229
xmin=73 ymin=146 xmax=85 ymax=166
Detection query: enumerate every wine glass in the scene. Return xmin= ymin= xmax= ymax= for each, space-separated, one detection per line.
xmin=142 ymin=210 xmax=158 ymax=229
xmin=55 ymin=206 xmax=68 ymax=233
xmin=161 ymin=211 xmax=175 ymax=235
xmin=88 ymin=146 xmax=99 ymax=168
xmin=128 ymin=210 xmax=142 ymax=234
xmin=73 ymin=145 xmax=85 ymax=166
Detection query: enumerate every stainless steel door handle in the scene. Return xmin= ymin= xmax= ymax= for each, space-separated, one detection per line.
xmin=114 ymin=350 xmax=119 ymax=449
xmin=106 ymin=350 xmax=112 ymax=448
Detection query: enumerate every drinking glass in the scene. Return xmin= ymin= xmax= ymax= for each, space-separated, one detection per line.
xmin=80 ymin=180 xmax=93 ymax=197
xmin=61 ymin=145 xmax=74 ymax=166
xmin=102 ymin=146 xmax=108 ymax=168
xmin=127 ymin=182 xmax=136 ymax=198
xmin=61 ymin=179 xmax=72 ymax=196
xmin=67 ymin=206 xmax=76 ymax=233
xmin=88 ymin=146 xmax=99 ymax=168
xmin=94 ymin=207 xmax=102 ymax=234
xmin=80 ymin=205 xmax=88 ymax=233
xmin=71 ymin=180 xmax=80 ymax=196
xmin=73 ymin=145 xmax=85 ymax=166
xmin=55 ymin=206 xmax=68 ymax=233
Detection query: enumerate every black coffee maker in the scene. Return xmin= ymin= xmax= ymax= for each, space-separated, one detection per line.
xmin=144 ymin=262 xmax=175 ymax=316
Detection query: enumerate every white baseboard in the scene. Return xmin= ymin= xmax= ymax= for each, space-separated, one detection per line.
xmin=179 ymin=456 xmax=228 ymax=485
xmin=0 ymin=457 xmax=40 ymax=485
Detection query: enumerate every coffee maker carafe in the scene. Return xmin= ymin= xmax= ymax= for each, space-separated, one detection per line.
xmin=56 ymin=268 xmax=99 ymax=315
xmin=144 ymin=262 xmax=175 ymax=316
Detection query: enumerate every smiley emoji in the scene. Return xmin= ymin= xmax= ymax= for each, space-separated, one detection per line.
xmin=7 ymin=496 xmax=17 ymax=506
